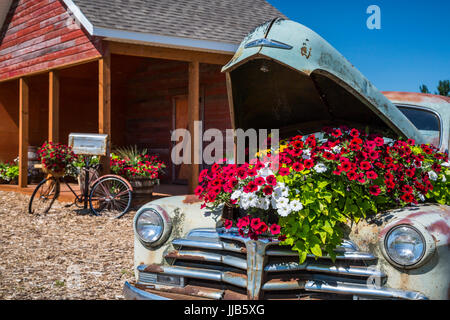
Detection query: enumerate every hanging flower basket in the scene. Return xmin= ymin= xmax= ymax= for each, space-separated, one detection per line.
xmin=37 ymin=141 xmax=76 ymax=178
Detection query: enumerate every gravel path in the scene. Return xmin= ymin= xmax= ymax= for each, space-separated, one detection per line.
xmin=0 ymin=191 xmax=135 ymax=299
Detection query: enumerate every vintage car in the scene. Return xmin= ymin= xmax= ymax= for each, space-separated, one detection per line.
xmin=123 ymin=19 xmax=450 ymax=300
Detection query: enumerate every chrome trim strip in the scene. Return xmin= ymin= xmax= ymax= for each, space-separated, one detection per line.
xmin=244 ymin=38 xmax=293 ymax=49
xmin=305 ymin=281 xmax=428 ymax=300
xmin=265 ymin=248 xmax=377 ymax=260
xmin=123 ymin=281 xmax=171 ymax=300
xmin=172 ymin=238 xmax=246 ymax=254
xmin=137 ymin=265 xmax=247 ymax=289
xmin=262 ymin=279 xmax=306 ymax=291
xmin=264 ymin=262 xmax=386 ymax=278
xmin=166 ymin=250 xmax=247 ymax=270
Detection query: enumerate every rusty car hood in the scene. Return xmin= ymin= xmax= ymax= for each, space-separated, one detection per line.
xmin=222 ymin=19 xmax=425 ymax=142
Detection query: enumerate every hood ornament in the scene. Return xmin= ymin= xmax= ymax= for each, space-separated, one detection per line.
xmin=244 ymin=38 xmax=293 ymax=50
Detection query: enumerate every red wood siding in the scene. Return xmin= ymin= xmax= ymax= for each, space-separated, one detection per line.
xmin=0 ymin=0 xmax=102 ymax=81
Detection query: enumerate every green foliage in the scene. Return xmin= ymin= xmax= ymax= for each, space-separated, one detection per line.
xmin=0 ymin=161 xmax=19 ymax=183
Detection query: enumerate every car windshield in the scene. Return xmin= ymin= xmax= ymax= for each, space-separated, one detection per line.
xmin=397 ymin=106 xmax=441 ymax=147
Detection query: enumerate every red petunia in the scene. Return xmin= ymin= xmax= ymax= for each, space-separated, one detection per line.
xmin=250 ymin=218 xmax=261 ymax=229
xmin=292 ymin=162 xmax=305 ymax=172
xmin=254 ymin=177 xmax=265 ymax=186
xmin=366 ymin=171 xmax=378 ymax=180
xmin=278 ymin=167 xmax=290 ymax=176
xmin=266 ymin=175 xmax=277 ymax=186
xmin=350 ymin=129 xmax=360 ymax=138
xmin=339 ymin=161 xmax=352 ymax=172
xmin=269 ymin=224 xmax=281 ymax=235
xmin=369 ymin=185 xmax=381 ymax=196
xmin=405 ymin=168 xmax=415 ymax=177
xmin=237 ymin=216 xmax=250 ymax=229
xmin=224 ymin=219 xmax=233 ymax=229
xmin=360 ymin=161 xmax=371 ymax=171
xmin=262 ymin=185 xmax=274 ymax=196
xmin=304 ymin=159 xmax=314 ymax=169
xmin=400 ymin=193 xmax=415 ymax=203
xmin=347 ymin=170 xmax=358 ymax=181
xmin=323 ymin=151 xmax=335 ymax=161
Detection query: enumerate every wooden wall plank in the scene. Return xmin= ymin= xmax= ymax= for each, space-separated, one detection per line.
xmin=48 ymin=70 xmax=59 ymax=142
xmin=109 ymin=42 xmax=232 ymax=65
xmin=19 ymin=77 xmax=29 ymax=188
xmin=98 ymin=52 xmax=111 ymax=174
xmin=188 ymin=61 xmax=200 ymax=194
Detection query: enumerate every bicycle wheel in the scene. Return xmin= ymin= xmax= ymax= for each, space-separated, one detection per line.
xmin=89 ymin=176 xmax=132 ymax=218
xmin=28 ymin=176 xmax=60 ymax=214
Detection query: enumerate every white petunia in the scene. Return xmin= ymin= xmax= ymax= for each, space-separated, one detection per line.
xmin=418 ymin=194 xmax=426 ymax=202
xmin=314 ymin=162 xmax=328 ymax=173
xmin=276 ymin=197 xmax=290 ymax=208
xmin=257 ymin=197 xmax=270 ymax=210
xmin=302 ymin=149 xmax=311 ymax=159
xmin=442 ymin=162 xmax=450 ymax=167
xmin=428 ymin=171 xmax=438 ymax=181
xmin=231 ymin=190 xmax=241 ymax=201
xmin=289 ymin=199 xmax=304 ymax=211
xmin=442 ymin=175 xmax=447 ymax=182
xmin=257 ymin=164 xmax=274 ymax=178
xmin=277 ymin=206 xmax=292 ymax=217
xmin=332 ymin=145 xmax=342 ymax=154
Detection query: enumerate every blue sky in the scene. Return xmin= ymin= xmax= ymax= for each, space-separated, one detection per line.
xmin=267 ymin=0 xmax=450 ymax=93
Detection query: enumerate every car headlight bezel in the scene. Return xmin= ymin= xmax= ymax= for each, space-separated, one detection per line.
xmin=384 ymin=225 xmax=425 ymax=267
xmin=134 ymin=205 xmax=172 ymax=248
xmin=380 ymin=222 xmax=435 ymax=269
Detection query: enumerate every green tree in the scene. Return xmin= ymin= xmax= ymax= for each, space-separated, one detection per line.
xmin=435 ymin=80 xmax=450 ymax=97
xmin=419 ymin=84 xmax=430 ymax=94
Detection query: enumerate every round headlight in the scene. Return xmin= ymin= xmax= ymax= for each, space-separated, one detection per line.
xmin=134 ymin=206 xmax=171 ymax=248
xmin=385 ymin=225 xmax=425 ymax=266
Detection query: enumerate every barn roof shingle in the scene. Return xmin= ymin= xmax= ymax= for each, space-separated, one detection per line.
xmin=70 ymin=0 xmax=287 ymax=45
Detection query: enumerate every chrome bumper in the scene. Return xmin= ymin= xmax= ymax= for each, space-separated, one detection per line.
xmin=123 ymin=281 xmax=171 ymax=300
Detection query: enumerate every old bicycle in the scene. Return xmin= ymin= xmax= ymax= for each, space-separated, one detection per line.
xmin=28 ymin=133 xmax=133 ymax=218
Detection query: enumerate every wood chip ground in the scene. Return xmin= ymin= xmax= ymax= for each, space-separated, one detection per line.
xmin=0 ymin=191 xmax=135 ymax=299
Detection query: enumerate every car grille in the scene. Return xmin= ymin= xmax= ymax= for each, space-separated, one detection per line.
xmin=136 ymin=228 xmax=427 ymax=300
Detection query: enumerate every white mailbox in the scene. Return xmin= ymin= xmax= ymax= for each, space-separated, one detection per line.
xmin=68 ymin=133 xmax=108 ymax=156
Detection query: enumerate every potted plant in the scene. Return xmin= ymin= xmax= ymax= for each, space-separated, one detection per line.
xmin=37 ymin=141 xmax=76 ymax=178
xmin=0 ymin=161 xmax=19 ymax=184
xmin=111 ymin=146 xmax=166 ymax=199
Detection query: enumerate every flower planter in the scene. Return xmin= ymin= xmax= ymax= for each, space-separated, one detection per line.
xmin=130 ymin=177 xmax=158 ymax=196
xmin=42 ymin=166 xmax=65 ymax=178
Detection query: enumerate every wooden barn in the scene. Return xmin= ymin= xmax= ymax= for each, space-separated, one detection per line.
xmin=0 ymin=0 xmax=285 ymax=193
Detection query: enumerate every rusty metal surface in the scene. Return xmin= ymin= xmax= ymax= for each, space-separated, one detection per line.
xmin=348 ymin=204 xmax=450 ymax=300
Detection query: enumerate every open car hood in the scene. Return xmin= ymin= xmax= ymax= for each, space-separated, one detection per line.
xmin=222 ymin=19 xmax=425 ymax=142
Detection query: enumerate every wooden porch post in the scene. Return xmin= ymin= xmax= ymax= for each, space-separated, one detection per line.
xmin=99 ymin=52 xmax=111 ymax=174
xmin=188 ymin=61 xmax=200 ymax=194
xmin=19 ymin=77 xmax=29 ymax=188
xmin=48 ymin=71 xmax=59 ymax=143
